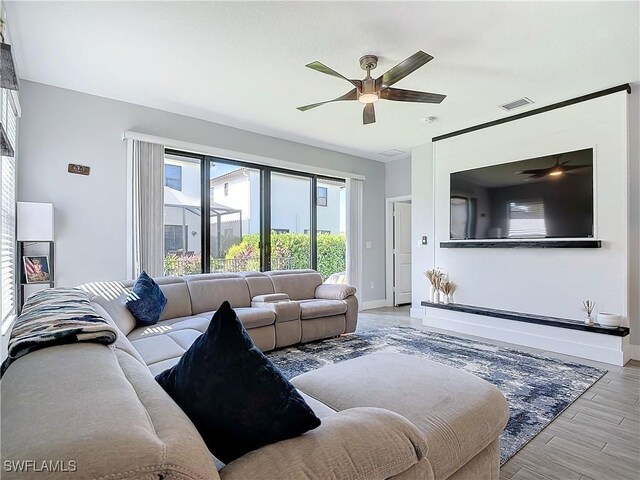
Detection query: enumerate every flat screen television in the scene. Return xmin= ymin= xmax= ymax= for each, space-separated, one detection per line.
xmin=450 ymin=148 xmax=594 ymax=240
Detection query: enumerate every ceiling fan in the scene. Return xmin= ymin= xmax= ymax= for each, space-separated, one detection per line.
xmin=516 ymin=155 xmax=589 ymax=179
xmin=297 ymin=51 xmax=446 ymax=125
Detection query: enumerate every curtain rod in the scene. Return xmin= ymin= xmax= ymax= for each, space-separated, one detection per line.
xmin=122 ymin=131 xmax=366 ymax=181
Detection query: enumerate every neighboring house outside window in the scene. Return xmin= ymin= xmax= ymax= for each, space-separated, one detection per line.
xmin=165 ymin=164 xmax=182 ymax=190
xmin=317 ymin=186 xmax=328 ymax=206
xmin=273 ymin=228 xmax=290 ymax=234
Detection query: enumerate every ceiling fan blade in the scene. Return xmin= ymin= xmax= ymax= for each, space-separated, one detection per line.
xmin=297 ymin=89 xmax=358 ymax=112
xmin=516 ymin=169 xmax=547 ymax=175
xmin=363 ymin=103 xmax=376 ymax=125
xmin=376 ymin=51 xmax=434 ymax=89
xmin=561 ymin=165 xmax=590 ymax=172
xmin=530 ymin=171 xmax=549 ymax=178
xmin=305 ymin=61 xmax=362 ymax=90
xmin=380 ymin=87 xmax=446 ymax=103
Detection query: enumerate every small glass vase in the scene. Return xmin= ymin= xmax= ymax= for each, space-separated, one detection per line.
xmin=443 ymin=294 xmax=450 ymax=305
xmin=584 ymin=316 xmax=594 ymax=326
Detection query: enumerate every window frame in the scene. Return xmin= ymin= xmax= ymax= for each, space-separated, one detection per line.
xmin=164 ymin=148 xmax=345 ymax=273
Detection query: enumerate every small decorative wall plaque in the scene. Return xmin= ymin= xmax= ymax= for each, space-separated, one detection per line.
xmin=68 ymin=164 xmax=90 ymax=176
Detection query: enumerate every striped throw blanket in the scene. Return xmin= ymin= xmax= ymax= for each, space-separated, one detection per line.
xmin=1 ymin=288 xmax=118 ymax=376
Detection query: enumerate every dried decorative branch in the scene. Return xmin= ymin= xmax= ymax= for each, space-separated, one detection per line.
xmin=424 ymin=268 xmax=443 ymax=287
xmin=440 ymin=281 xmax=456 ymax=295
xmin=433 ymin=275 xmax=442 ymax=292
xmin=580 ymin=300 xmax=596 ymax=316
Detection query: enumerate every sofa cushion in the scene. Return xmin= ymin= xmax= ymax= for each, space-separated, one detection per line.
xmin=236 ymin=307 xmax=276 ymax=328
xmin=200 ymin=308 xmax=276 ymax=329
xmin=219 ymin=407 xmax=430 ymax=480
xmin=290 ymin=353 xmax=510 ymax=480
xmin=315 ymin=283 xmax=357 ymax=300
xmin=126 ymin=272 xmax=168 ymax=326
xmin=238 ymin=271 xmax=275 ymax=298
xmin=156 ymin=301 xmax=320 ymax=464
xmin=80 ymin=276 xmax=192 ymax=335
xmin=185 ymin=274 xmax=251 ymax=313
xmin=127 ymin=315 xmax=211 ymax=372
xmin=299 ymin=299 xmax=347 ymax=319
xmin=0 ymin=343 xmax=218 ymax=480
xmin=266 ymin=270 xmax=322 ymax=301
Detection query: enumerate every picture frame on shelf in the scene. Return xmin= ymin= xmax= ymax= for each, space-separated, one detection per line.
xmin=23 ymin=255 xmax=51 ymax=283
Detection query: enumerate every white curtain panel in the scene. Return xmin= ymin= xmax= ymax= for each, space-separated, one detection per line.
xmin=129 ymin=139 xmax=165 ymax=278
xmin=346 ymin=178 xmax=364 ymax=307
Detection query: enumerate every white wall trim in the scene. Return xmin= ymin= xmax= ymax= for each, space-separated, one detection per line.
xmin=421 ymin=307 xmax=627 ymax=366
xmin=361 ymin=299 xmax=389 ymax=311
xmin=385 ymin=195 xmax=412 ymax=307
xmin=122 ymin=130 xmax=365 ymax=181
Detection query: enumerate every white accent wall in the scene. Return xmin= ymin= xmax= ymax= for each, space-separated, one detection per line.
xmin=411 ymin=90 xmax=638 ymax=354
xmin=17 ymin=81 xmax=386 ymax=302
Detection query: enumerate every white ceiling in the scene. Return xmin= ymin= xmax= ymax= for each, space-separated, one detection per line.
xmin=5 ymin=1 xmax=639 ymax=162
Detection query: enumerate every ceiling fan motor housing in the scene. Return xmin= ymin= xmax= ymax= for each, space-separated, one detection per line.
xmin=359 ymin=55 xmax=379 ymax=72
xmin=361 ymin=77 xmax=376 ymax=95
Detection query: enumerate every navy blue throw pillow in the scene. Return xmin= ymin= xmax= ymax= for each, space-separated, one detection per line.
xmin=155 ymin=301 xmax=321 ymax=464
xmin=125 ymin=272 xmax=167 ymax=326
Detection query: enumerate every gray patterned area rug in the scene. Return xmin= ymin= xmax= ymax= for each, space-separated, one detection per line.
xmin=267 ymin=326 xmax=606 ymax=464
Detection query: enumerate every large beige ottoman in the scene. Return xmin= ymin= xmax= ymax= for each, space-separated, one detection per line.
xmin=291 ymin=353 xmax=510 ymax=480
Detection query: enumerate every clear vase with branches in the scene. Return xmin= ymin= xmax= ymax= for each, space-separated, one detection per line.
xmin=580 ymin=300 xmax=596 ymax=325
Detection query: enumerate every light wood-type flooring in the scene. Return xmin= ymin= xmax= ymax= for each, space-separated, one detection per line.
xmin=357 ymin=306 xmax=640 ymax=480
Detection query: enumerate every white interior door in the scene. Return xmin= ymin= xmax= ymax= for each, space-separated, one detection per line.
xmin=393 ymin=202 xmax=412 ymax=305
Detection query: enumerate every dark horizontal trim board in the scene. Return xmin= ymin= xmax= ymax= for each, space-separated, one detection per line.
xmin=432 ymin=84 xmax=631 ymax=142
xmin=420 ymin=301 xmax=629 ymax=337
xmin=440 ymin=240 xmax=601 ymax=249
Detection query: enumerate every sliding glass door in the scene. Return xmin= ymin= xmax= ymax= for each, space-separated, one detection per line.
xmin=163 ymin=153 xmax=202 ymax=276
xmin=316 ymin=178 xmax=346 ymax=282
xmin=209 ymin=160 xmax=262 ymax=272
xmin=163 ymin=149 xmax=346 ymax=278
xmin=270 ymin=172 xmax=312 ymax=270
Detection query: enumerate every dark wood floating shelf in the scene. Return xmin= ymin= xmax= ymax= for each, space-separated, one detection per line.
xmin=420 ymin=301 xmax=629 ymax=337
xmin=440 ymin=240 xmax=601 ymax=249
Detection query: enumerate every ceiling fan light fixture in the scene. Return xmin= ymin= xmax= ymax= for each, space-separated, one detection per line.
xmin=298 ymin=51 xmax=445 ymax=124
xmin=358 ymin=93 xmax=379 ymax=104
xmin=548 ymin=170 xmax=563 ymax=177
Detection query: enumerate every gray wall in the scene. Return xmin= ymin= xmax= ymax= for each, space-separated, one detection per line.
xmin=17 ymin=81 xmax=386 ymax=302
xmin=384 ymin=156 xmax=411 ymax=198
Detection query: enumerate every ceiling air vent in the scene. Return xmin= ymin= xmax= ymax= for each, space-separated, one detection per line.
xmin=500 ymin=97 xmax=534 ymax=111
xmin=379 ymin=149 xmax=406 ymax=158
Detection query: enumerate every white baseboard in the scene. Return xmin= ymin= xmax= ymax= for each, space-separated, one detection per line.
xmin=422 ymin=308 xmax=627 ymax=366
xmin=627 ymin=344 xmax=640 ymax=362
xmin=360 ymin=299 xmax=389 ymax=311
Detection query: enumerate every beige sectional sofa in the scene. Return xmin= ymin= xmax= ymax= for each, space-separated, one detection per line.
xmin=1 ymin=269 xmax=510 ymax=480
xmin=85 ymin=269 xmax=358 ymax=374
